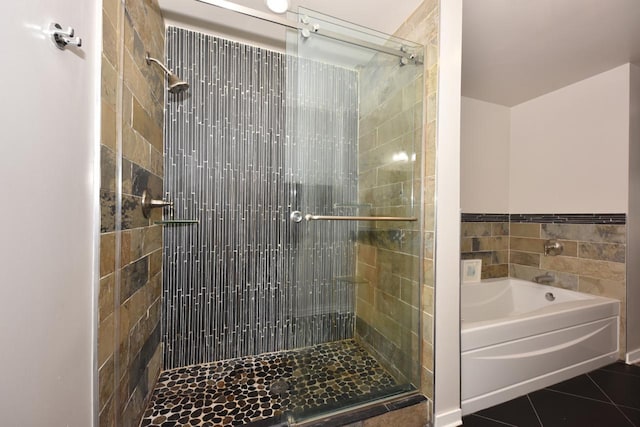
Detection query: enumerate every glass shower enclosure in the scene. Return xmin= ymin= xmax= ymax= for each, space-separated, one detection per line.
xmin=154 ymin=2 xmax=424 ymax=424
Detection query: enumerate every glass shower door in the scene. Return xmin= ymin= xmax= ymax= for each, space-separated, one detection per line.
xmin=283 ymin=7 xmax=424 ymax=422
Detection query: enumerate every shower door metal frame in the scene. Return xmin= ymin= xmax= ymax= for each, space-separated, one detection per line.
xmin=196 ymin=0 xmax=423 ymax=64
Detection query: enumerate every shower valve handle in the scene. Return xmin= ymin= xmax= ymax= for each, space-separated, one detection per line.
xmin=142 ymin=190 xmax=173 ymax=218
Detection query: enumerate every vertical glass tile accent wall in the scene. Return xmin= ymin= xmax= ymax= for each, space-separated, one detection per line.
xmin=163 ymin=27 xmax=359 ymax=368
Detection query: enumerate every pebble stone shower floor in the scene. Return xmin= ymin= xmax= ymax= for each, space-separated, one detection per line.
xmin=140 ymin=339 xmax=400 ymax=427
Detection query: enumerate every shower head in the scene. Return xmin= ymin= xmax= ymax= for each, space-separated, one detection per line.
xmin=145 ymin=52 xmax=190 ymax=94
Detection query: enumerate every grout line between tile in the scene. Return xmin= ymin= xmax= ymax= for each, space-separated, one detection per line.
xmin=527 ymin=394 xmax=544 ymax=427
xmin=587 ymin=373 xmax=637 ymax=427
xmin=469 ymin=414 xmax=518 ymax=427
xmin=542 ymin=386 xmax=611 ymax=405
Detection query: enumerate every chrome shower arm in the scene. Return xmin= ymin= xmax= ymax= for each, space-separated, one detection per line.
xmin=146 ymin=53 xmax=172 ymax=75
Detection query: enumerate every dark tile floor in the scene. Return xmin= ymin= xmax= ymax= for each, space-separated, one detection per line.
xmin=140 ymin=339 xmax=403 ymax=427
xmin=462 ymin=362 xmax=640 ymax=427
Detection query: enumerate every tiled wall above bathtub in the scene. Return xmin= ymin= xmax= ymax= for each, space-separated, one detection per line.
xmin=461 ymin=213 xmax=627 ymax=356
xmin=461 ymin=214 xmax=510 ymax=279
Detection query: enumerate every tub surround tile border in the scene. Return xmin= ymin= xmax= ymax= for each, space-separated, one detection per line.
xmin=510 ymin=213 xmax=626 ymax=224
xmin=461 ymin=213 xmax=510 ymax=223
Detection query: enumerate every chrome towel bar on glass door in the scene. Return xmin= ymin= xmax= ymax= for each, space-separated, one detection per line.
xmin=290 ymin=211 xmax=417 ymax=222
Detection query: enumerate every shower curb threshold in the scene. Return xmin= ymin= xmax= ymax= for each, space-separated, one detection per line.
xmin=293 ymin=393 xmax=428 ymax=427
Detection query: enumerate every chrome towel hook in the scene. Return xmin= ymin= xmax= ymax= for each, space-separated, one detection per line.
xmin=50 ymin=23 xmax=82 ymax=50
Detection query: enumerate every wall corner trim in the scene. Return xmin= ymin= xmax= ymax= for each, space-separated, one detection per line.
xmin=434 ymin=408 xmax=462 ymax=427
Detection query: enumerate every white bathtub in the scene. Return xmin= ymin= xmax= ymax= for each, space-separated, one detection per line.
xmin=461 ymin=278 xmax=620 ymax=415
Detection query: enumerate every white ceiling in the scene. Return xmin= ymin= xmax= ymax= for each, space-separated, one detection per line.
xmin=462 ymin=0 xmax=640 ymax=106
xmin=158 ymin=0 xmax=424 ymax=53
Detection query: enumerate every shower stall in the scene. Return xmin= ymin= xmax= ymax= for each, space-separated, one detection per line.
xmin=141 ymin=3 xmax=425 ymax=425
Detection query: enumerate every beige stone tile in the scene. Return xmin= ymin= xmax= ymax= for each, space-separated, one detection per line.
xmin=357 ymin=243 xmax=377 ymax=266
xmin=421 ymin=339 xmax=433 ymax=372
xmin=101 ymin=101 xmax=117 ymax=151
xmin=424 ymin=231 xmax=434 ymax=259
xmin=579 ymin=242 xmax=626 ymax=263
xmin=355 ymin=298 xmax=373 ymax=324
xmin=363 ymin=401 xmax=428 ymax=427
xmin=421 ymin=284 xmax=434 ymax=315
xmin=99 ymin=274 xmax=115 ymax=323
xmin=132 ymin=96 xmax=163 ymax=151
xmin=147 ymin=345 xmax=163 ymax=396
xmin=122 ymin=382 xmax=147 ymax=427
xmin=123 ymin=127 xmax=150 ymax=171
xmin=142 ymin=225 xmax=162 ymax=255
xmin=101 ymin=145 xmax=116 ymax=193
xmin=461 ymin=222 xmax=491 ymax=237
xmin=460 ymin=238 xmax=472 ymax=253
xmin=99 ymin=395 xmax=115 ymax=427
xmin=122 ymin=85 xmax=133 ymax=127
xmin=122 ymin=285 xmax=148 ymax=333
xmin=510 ymin=251 xmax=540 ymax=267
xmin=120 ymin=230 xmax=131 ymax=266
xmin=510 ymin=236 xmax=544 ymax=253
xmin=421 ymin=367 xmax=434 ymax=400
xmin=493 ymin=250 xmax=509 ymax=264
xmin=98 ymin=354 xmax=114 ymax=412
xmin=116 ymin=365 xmax=129 ymax=412
xmin=103 ymin=13 xmax=119 ymax=68
xmin=376 ymin=314 xmax=403 ymax=348
xmin=491 ymin=222 xmax=510 ymax=236
xmin=150 ymin=147 xmax=163 ymax=177
xmin=358 ymin=129 xmax=378 ymax=152
xmin=541 ymin=223 xmax=626 ymax=244
xmin=424 ymin=122 xmax=436 ymax=176
xmin=400 ymin=278 xmax=419 ymax=307
xmin=102 ymin=0 xmax=120 ymax=31
xmin=423 ymin=259 xmax=434 ymax=286
xmin=100 ymin=232 xmax=116 ymax=278
xmin=464 ymin=236 xmax=508 ymax=251
xmin=129 ymin=228 xmax=144 ymax=263
xmin=357 ymin=261 xmax=378 ymax=289
xmin=98 ymin=313 xmax=115 ymax=367
xmin=422 ymin=312 xmax=433 ymax=343
xmin=559 ymin=240 xmax=578 ymax=257
xmin=482 ymin=264 xmax=508 ymax=279
xmin=101 ymin=55 xmax=118 ymax=109
xmin=541 ymin=256 xmax=626 ymax=282
xmin=149 ymin=249 xmax=162 ymax=278
xmin=510 ymin=223 xmax=540 ymax=238
xmin=578 ymin=276 xmax=625 ymax=302
xmin=510 ymin=264 xmax=578 ymax=290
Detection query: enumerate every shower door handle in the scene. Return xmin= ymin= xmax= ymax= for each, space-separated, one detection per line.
xmin=290 ymin=211 xmax=417 ymax=222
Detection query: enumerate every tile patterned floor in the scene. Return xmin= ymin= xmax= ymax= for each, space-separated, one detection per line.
xmin=140 ymin=339 xmax=399 ymax=427
xmin=462 ymin=362 xmax=640 ymax=427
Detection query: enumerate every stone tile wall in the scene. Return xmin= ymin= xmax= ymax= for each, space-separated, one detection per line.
xmin=397 ymin=0 xmax=439 ymax=401
xmin=354 ymin=0 xmax=439 ymax=401
xmin=510 ymin=221 xmax=627 ymax=355
xmin=99 ymin=0 xmax=166 ymax=425
xmin=461 ymin=216 xmax=510 ymax=279
xmin=356 ymin=50 xmax=423 ymax=388
xmin=460 ymin=214 xmax=627 ymax=356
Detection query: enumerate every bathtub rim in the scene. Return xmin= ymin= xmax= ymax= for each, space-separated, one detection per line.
xmin=461 ymin=278 xmax=620 ymax=352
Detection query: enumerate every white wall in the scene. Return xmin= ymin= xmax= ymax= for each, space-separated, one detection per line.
xmin=509 ymin=64 xmax=630 ymax=213
xmin=627 ymin=63 xmax=640 ymax=362
xmin=0 ymin=0 xmax=99 ymax=425
xmin=434 ymin=0 xmax=463 ymax=425
xmin=460 ymin=97 xmax=510 ymax=213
